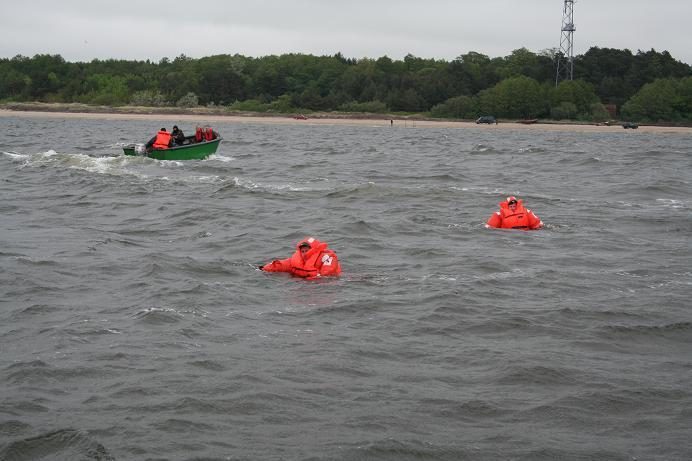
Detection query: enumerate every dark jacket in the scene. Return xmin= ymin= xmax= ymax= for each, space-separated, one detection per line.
xmin=171 ymin=127 xmax=185 ymax=145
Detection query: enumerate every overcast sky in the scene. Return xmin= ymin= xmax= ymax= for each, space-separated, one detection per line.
xmin=2 ymin=0 xmax=691 ymax=65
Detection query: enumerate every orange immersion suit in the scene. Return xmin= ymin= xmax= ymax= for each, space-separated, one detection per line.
xmin=152 ymin=130 xmax=172 ymax=149
xmin=260 ymin=237 xmax=341 ymax=278
xmin=486 ymin=199 xmax=543 ymax=230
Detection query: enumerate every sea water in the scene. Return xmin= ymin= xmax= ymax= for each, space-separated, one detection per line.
xmin=1 ymin=115 xmax=691 ymax=460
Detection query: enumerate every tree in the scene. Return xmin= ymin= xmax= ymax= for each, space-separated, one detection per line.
xmin=575 ymin=46 xmax=692 ymax=110
xmin=414 ymin=66 xmax=454 ymax=109
xmin=79 ymin=74 xmax=129 ymax=105
xmin=14 ymin=54 xmax=68 ymax=100
xmin=0 ymin=66 xmax=28 ymax=99
xmin=196 ymin=55 xmax=248 ymax=105
xmin=449 ymin=52 xmax=496 ymax=96
xmin=477 ymin=76 xmax=546 ymax=118
xmin=551 ymin=80 xmax=600 ymax=119
xmin=176 ymin=92 xmax=199 ymax=108
xmin=130 ymin=90 xmax=167 ymax=107
xmin=551 ymin=102 xmax=578 ymax=120
xmin=430 ymin=95 xmax=475 ymax=119
xmin=267 ymin=94 xmax=293 ymax=113
xmin=622 ymin=78 xmax=691 ymax=122
xmin=0 ymin=49 xmax=689 ymax=122
xmin=499 ymin=48 xmax=553 ymax=82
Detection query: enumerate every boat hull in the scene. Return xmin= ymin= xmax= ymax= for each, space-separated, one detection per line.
xmin=123 ymin=137 xmax=222 ymax=160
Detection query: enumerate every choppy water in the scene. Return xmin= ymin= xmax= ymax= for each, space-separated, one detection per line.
xmin=1 ymin=114 xmax=691 ymax=461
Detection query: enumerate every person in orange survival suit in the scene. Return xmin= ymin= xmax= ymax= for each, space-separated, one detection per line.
xmin=259 ymin=237 xmax=341 ymax=278
xmin=145 ymin=128 xmax=173 ymax=150
xmin=485 ymin=196 xmax=544 ymax=230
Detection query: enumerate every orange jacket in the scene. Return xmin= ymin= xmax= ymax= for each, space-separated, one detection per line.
xmin=261 ymin=237 xmax=341 ymax=278
xmin=153 ymin=130 xmax=172 ymax=149
xmin=195 ymin=127 xmax=215 ymax=142
xmin=486 ymin=199 xmax=543 ymax=230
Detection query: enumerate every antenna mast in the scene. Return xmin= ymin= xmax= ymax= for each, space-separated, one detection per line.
xmin=555 ymin=0 xmax=576 ymax=86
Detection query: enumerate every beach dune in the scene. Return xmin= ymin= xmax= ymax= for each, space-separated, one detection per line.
xmin=1 ymin=108 xmax=690 ymax=134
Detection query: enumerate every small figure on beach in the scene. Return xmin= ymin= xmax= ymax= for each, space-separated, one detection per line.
xmin=259 ymin=237 xmax=342 ymax=278
xmin=146 ymin=128 xmax=172 ymax=150
xmin=485 ymin=196 xmax=543 ymax=230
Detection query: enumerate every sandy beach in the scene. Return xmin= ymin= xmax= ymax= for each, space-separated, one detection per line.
xmin=1 ymin=108 xmax=690 ymax=135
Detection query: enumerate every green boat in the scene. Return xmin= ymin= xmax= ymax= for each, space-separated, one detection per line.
xmin=123 ymin=133 xmax=222 ymax=160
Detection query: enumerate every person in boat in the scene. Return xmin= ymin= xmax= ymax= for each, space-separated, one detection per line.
xmin=485 ymin=196 xmax=543 ymax=230
xmin=171 ymin=125 xmax=185 ymax=146
xmin=145 ymin=128 xmax=173 ymax=150
xmin=259 ymin=237 xmax=341 ymax=278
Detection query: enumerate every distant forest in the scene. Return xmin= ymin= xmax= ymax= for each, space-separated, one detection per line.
xmin=1 ymin=47 xmax=691 ymax=122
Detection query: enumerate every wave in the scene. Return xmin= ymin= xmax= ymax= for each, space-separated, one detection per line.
xmin=208 ymin=153 xmax=235 ymax=162
xmin=2 ymin=149 xmax=153 ymax=179
xmin=338 ymin=438 xmax=475 ymax=461
xmin=4 ymin=360 xmax=107 ymax=385
xmin=0 ymin=398 xmax=50 ymax=417
xmin=12 ymin=304 xmax=60 ymax=319
xmin=515 ymin=145 xmax=548 ymax=154
xmin=0 ymin=429 xmax=114 ymax=461
xmin=3 ymin=149 xmax=242 ymax=187
xmin=324 ymin=181 xmax=452 ymax=201
xmin=131 ymin=307 xmax=185 ymax=325
xmin=339 ymin=219 xmax=393 ymax=236
xmin=550 ymin=387 xmax=689 ymax=418
xmin=2 ymin=150 xmax=30 ymax=160
xmin=600 ymin=322 xmax=692 ymax=342
xmin=497 ymin=364 xmax=581 ymax=386
xmin=187 ymin=359 xmax=226 ymax=371
xmin=655 ymin=198 xmax=689 ymax=209
xmin=0 ymin=420 xmax=32 ymax=437
xmin=212 ymin=176 xmax=335 ymax=195
xmin=469 ymin=143 xmax=498 ymax=154
xmin=366 ymin=172 xmax=463 ymax=182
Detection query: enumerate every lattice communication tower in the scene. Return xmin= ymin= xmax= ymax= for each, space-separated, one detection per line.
xmin=555 ymin=0 xmax=576 ymax=85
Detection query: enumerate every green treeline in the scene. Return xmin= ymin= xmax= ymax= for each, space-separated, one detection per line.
xmin=1 ymin=47 xmax=691 ymax=122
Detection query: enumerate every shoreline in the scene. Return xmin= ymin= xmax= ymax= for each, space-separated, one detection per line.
xmin=1 ymin=104 xmax=691 ymax=134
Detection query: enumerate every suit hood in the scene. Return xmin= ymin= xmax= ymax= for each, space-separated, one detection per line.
xmin=296 ymin=237 xmax=328 ymax=254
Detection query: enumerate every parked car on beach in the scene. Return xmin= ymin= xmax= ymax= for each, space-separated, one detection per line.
xmin=476 ymin=116 xmax=497 ymax=124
